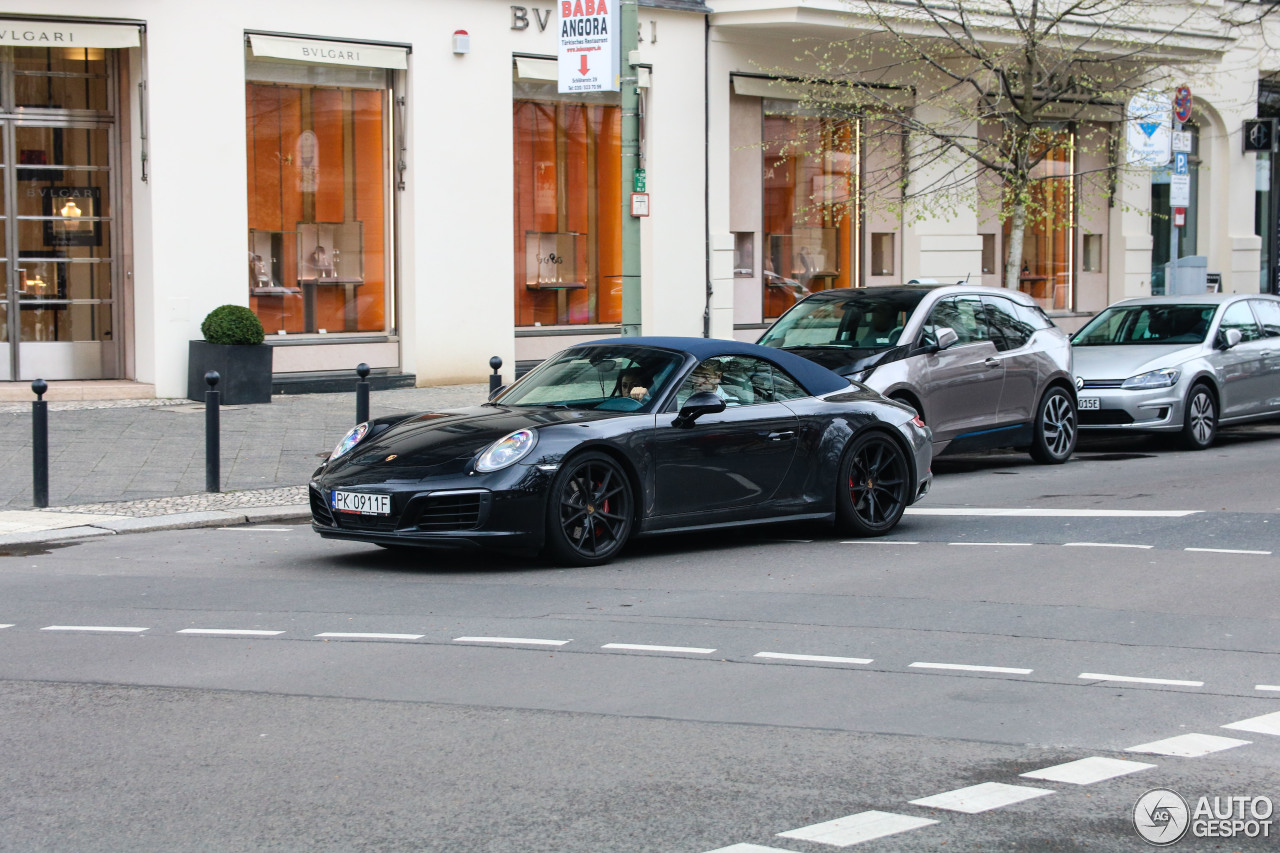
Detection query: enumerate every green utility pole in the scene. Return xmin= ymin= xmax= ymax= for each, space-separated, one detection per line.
xmin=620 ymin=0 xmax=641 ymax=336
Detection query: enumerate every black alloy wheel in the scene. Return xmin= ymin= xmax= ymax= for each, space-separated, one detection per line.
xmin=1180 ymin=383 xmax=1217 ymax=450
xmin=544 ymin=451 xmax=634 ymax=566
xmin=1029 ymin=386 xmax=1077 ymax=464
xmin=837 ymin=431 xmax=910 ymax=537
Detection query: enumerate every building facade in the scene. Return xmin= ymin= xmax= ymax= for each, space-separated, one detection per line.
xmin=0 ymin=0 xmax=1273 ymax=396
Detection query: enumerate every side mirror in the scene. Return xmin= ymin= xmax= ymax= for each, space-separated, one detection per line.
xmin=934 ymin=327 xmax=960 ymax=351
xmin=1217 ymin=328 xmax=1243 ymax=350
xmin=672 ymin=391 xmax=726 ymax=428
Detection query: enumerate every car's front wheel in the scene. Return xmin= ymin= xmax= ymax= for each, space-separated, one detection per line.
xmin=836 ymin=431 xmax=910 ymax=537
xmin=1029 ymin=387 xmax=1077 ymax=464
xmin=1180 ymin=383 xmax=1217 ymax=450
xmin=544 ymin=451 xmax=634 ymax=566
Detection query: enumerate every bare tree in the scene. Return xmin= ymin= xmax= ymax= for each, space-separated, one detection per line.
xmin=768 ymin=0 xmax=1215 ymax=289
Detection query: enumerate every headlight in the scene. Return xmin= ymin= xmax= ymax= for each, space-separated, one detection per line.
xmin=475 ymin=428 xmax=537 ymax=473
xmin=329 ymin=422 xmax=369 ymax=461
xmin=1122 ymin=368 xmax=1181 ymax=390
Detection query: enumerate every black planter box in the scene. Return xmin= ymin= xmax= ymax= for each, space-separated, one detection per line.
xmin=187 ymin=340 xmax=273 ymax=404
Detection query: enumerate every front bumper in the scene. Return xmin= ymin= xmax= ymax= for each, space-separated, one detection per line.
xmin=1075 ymin=384 xmax=1185 ymax=433
xmin=309 ymin=466 xmax=553 ymax=553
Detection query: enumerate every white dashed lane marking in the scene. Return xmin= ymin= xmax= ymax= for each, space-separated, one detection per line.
xmin=1021 ymin=756 xmax=1155 ymax=785
xmin=910 ymin=781 xmax=1053 ymax=813
xmin=1257 ymin=685 xmax=1280 ymax=692
xmin=703 ymin=845 xmax=795 ymax=853
xmin=910 ymin=661 xmax=1033 ymax=675
xmin=177 ymin=629 xmax=284 ymax=636
xmin=777 ymin=811 xmax=938 ymax=845
xmin=1063 ymin=542 xmax=1153 ymax=550
xmin=317 ymin=632 xmax=425 ymax=640
xmin=1126 ymin=733 xmax=1251 ymax=757
xmin=41 ymin=625 xmax=147 ymax=633
xmin=1222 ymin=710 xmax=1280 ymax=737
xmin=907 ymin=508 xmax=1200 ymax=517
xmin=755 ymin=652 xmax=873 ymax=665
xmin=841 ymin=540 xmax=918 ymax=545
xmin=1079 ymin=672 xmax=1203 ymax=687
xmin=949 ymin=542 xmax=1032 ymax=547
xmin=1186 ymin=547 xmax=1272 ymax=555
xmin=454 ymin=636 xmax=570 ymax=647
xmin=602 ymin=643 xmax=716 ymax=654
xmin=0 ymin=624 xmax=12 ymax=629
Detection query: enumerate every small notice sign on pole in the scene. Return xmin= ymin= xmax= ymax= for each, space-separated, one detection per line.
xmin=558 ymin=0 xmax=619 ymax=93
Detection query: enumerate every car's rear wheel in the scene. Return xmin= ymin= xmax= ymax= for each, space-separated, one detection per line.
xmin=1029 ymin=387 xmax=1077 ymax=464
xmin=836 ymin=431 xmax=909 ymax=537
xmin=544 ymin=451 xmax=634 ymax=566
xmin=1180 ymin=383 xmax=1217 ymax=450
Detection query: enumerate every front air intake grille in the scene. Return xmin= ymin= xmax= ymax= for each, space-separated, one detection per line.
xmin=336 ymin=512 xmax=400 ymax=532
xmin=1081 ymin=379 xmax=1124 ymax=389
xmin=417 ymin=493 xmax=484 ymax=531
xmin=310 ymin=488 xmax=335 ymax=526
xmin=1079 ymin=410 xmax=1134 ymax=425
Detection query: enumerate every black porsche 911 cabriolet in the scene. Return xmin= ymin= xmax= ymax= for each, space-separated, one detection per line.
xmin=310 ymin=337 xmax=932 ymax=565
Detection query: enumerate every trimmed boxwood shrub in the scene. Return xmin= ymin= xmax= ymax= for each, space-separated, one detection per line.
xmin=201 ymin=304 xmax=265 ymax=346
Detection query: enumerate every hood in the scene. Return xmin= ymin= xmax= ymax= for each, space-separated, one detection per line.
xmin=1072 ymin=344 xmax=1203 ymax=381
xmin=322 ymin=405 xmax=615 ymax=481
xmin=782 ymin=345 xmax=908 ymax=376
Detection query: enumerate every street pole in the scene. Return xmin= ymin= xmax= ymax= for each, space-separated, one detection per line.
xmin=620 ymin=0 xmax=641 ymax=336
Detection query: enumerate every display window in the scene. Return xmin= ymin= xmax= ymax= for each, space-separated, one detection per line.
xmin=245 ymin=56 xmax=392 ymax=336
xmin=762 ymin=103 xmax=859 ymax=320
xmin=1006 ymin=129 xmax=1074 ymax=311
xmin=513 ymin=81 xmax=621 ymax=327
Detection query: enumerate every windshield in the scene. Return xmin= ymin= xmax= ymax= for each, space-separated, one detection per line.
xmin=493 ymin=346 xmax=685 ymax=411
xmin=758 ymin=290 xmax=927 ymax=351
xmin=1073 ymin=304 xmax=1214 ymax=346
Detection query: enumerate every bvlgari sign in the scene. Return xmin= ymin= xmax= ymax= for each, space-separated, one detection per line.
xmin=0 ymin=20 xmax=140 ymax=48
xmin=248 ymin=34 xmax=408 ymax=70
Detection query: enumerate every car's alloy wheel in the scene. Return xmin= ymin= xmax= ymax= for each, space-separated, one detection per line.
xmin=545 ymin=452 xmax=634 ymax=566
xmin=1180 ymin=384 xmax=1217 ymax=450
xmin=1029 ymin=387 xmax=1077 ymax=464
xmin=837 ymin=432 xmax=909 ymax=537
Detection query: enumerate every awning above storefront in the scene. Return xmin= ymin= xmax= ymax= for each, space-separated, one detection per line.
xmin=0 ymin=19 xmax=141 ymax=48
xmin=249 ymin=34 xmax=408 ymax=70
xmin=515 ymin=56 xmax=650 ymax=87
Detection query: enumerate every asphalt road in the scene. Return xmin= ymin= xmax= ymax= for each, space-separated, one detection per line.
xmin=1 ymin=428 xmax=1279 ymax=852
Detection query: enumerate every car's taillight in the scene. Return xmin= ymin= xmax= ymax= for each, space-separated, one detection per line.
xmin=911 ymin=416 xmax=925 ymax=429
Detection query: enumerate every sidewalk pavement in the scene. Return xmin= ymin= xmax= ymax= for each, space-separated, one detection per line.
xmin=0 ymin=382 xmax=489 ymax=548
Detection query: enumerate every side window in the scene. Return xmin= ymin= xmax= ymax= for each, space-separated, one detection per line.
xmin=1013 ymin=299 xmax=1053 ymax=332
xmin=926 ymin=295 xmax=989 ymax=345
xmin=1220 ymin=301 xmax=1262 ymax=343
xmin=1249 ymin=299 xmax=1280 ymax=338
xmin=982 ymin=296 xmax=1032 ymax=352
xmin=675 ymin=355 xmax=787 ymax=408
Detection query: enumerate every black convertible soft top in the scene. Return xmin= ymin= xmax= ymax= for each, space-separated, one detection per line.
xmin=586 ymin=336 xmax=852 ymax=398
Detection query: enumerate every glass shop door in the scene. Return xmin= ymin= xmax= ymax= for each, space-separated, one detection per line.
xmin=1 ymin=46 xmax=120 ymax=381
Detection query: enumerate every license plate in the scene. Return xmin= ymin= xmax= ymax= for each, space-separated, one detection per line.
xmin=331 ymin=490 xmax=391 ymax=515
xmin=1078 ymin=397 xmax=1100 ymax=410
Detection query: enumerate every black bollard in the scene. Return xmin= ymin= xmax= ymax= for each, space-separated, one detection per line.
xmin=356 ymin=362 xmax=371 ymax=424
xmin=205 ymin=371 xmax=220 ymax=493
xmin=489 ymin=356 xmax=503 ymax=396
xmin=31 ymin=379 xmax=48 ymax=508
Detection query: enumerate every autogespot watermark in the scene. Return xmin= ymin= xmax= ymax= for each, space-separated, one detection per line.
xmin=1134 ymin=788 xmax=1273 ymax=846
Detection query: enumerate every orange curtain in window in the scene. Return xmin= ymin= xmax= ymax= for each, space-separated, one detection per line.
xmin=762 ymin=114 xmax=855 ymax=320
xmin=513 ymin=100 xmax=621 ymax=327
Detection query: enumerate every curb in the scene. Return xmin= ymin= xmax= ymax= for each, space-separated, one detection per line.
xmin=0 ymin=504 xmax=311 ymax=548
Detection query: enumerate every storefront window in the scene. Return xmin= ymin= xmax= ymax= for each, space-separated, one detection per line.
xmin=1006 ymin=130 xmax=1074 ymax=311
xmin=513 ymin=82 xmax=621 ymax=327
xmin=245 ymin=60 xmax=391 ymax=335
xmin=762 ymin=103 xmax=858 ymax=320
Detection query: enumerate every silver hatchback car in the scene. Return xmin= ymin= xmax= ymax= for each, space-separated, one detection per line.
xmin=1072 ymin=293 xmax=1280 ymax=449
xmin=758 ymin=285 xmax=1078 ymax=463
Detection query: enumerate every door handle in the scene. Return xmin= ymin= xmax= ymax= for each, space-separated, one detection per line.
xmin=984 ymin=358 xmax=1000 ymax=368
xmin=767 ymin=430 xmax=796 ymax=441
